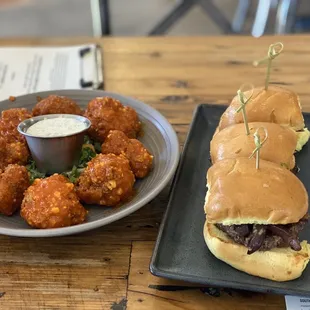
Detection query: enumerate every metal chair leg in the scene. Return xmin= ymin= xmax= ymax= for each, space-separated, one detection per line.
xmin=198 ymin=0 xmax=233 ymax=33
xmin=99 ymin=0 xmax=111 ymax=35
xmin=232 ymin=0 xmax=251 ymax=33
xmin=91 ymin=0 xmax=111 ymax=36
xmin=251 ymin=0 xmax=272 ymax=37
xmin=275 ymin=0 xmax=298 ymax=33
xmin=149 ymin=0 xmax=195 ymax=35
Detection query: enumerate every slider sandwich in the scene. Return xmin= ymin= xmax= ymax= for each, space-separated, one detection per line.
xmin=217 ymin=86 xmax=310 ymax=150
xmin=210 ymin=122 xmax=297 ymax=170
xmin=203 ymin=157 xmax=310 ymax=281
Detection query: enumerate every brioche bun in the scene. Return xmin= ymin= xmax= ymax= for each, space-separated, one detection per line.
xmin=204 ymin=222 xmax=310 ymax=282
xmin=210 ymin=122 xmax=297 ymax=169
xmin=218 ymin=86 xmax=304 ymax=131
xmin=204 ymin=158 xmax=308 ymax=225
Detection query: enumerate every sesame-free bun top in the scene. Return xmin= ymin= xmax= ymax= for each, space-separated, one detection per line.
xmin=218 ymin=86 xmax=304 ymax=131
xmin=210 ymin=122 xmax=297 ymax=169
xmin=204 ymin=158 xmax=308 ymax=225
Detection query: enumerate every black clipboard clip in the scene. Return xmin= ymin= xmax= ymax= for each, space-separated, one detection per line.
xmin=79 ymin=45 xmax=104 ymax=89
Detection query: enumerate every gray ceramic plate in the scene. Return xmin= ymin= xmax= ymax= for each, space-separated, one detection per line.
xmin=0 ymin=90 xmax=179 ymax=237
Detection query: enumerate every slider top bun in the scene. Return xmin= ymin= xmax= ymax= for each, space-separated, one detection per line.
xmin=210 ymin=122 xmax=297 ymax=169
xmin=218 ymin=86 xmax=304 ymax=131
xmin=204 ymin=158 xmax=308 ymax=225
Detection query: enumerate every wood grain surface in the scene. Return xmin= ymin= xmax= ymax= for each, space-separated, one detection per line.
xmin=0 ymin=35 xmax=308 ymax=309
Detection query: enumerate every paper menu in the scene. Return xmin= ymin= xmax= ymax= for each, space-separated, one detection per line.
xmin=0 ymin=44 xmax=103 ymax=101
xmin=285 ymin=295 xmax=310 ymax=309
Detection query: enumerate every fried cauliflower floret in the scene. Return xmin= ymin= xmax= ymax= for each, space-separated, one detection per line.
xmin=0 ymin=137 xmax=30 ymax=170
xmin=0 ymin=109 xmax=31 ymax=169
xmin=84 ymin=97 xmax=141 ymax=142
xmin=5 ymin=141 xmax=29 ymax=165
xmin=32 ymin=95 xmax=82 ymax=116
xmin=0 ymin=108 xmax=32 ymax=143
xmin=101 ymin=130 xmax=153 ymax=178
xmin=0 ymin=164 xmax=30 ymax=216
xmin=75 ymin=153 xmax=135 ymax=206
xmin=21 ymin=174 xmax=87 ymax=229
xmin=1 ymin=108 xmax=32 ymax=123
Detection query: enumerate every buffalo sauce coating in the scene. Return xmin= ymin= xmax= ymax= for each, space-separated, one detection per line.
xmin=21 ymin=174 xmax=87 ymax=229
xmin=32 ymin=95 xmax=82 ymax=116
xmin=75 ymin=153 xmax=135 ymax=206
xmin=0 ymin=108 xmax=31 ymax=169
xmin=84 ymin=97 xmax=141 ymax=142
xmin=0 ymin=108 xmax=32 ymax=143
xmin=0 ymin=137 xmax=29 ymax=170
xmin=0 ymin=164 xmax=30 ymax=216
xmin=101 ymin=130 xmax=153 ymax=178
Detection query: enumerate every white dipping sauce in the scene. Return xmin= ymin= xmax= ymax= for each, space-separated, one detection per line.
xmin=27 ymin=118 xmax=86 ymax=137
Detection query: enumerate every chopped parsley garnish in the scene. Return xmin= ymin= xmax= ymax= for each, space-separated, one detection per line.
xmin=62 ymin=165 xmax=83 ymax=184
xmin=26 ymin=160 xmax=46 ymax=184
xmin=26 ymin=135 xmax=101 ymax=184
xmin=78 ymin=144 xmax=96 ymax=168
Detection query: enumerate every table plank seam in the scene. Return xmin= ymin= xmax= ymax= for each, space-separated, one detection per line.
xmin=128 ymin=288 xmax=186 ymax=304
xmin=125 ymin=241 xmax=133 ymax=309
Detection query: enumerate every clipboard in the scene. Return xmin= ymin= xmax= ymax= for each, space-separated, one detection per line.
xmin=79 ymin=44 xmax=104 ymax=90
xmin=0 ymin=44 xmax=105 ymax=101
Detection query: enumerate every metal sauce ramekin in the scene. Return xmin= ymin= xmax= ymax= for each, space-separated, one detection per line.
xmin=18 ymin=114 xmax=91 ymax=175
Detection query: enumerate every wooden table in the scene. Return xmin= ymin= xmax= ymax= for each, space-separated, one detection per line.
xmin=1 ymin=35 xmax=310 ymax=309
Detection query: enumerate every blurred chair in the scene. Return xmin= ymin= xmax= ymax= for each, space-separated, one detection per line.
xmin=251 ymin=0 xmax=299 ymax=37
xmin=232 ymin=0 xmax=251 ymax=33
xmin=149 ymin=0 xmax=234 ymax=35
xmin=275 ymin=0 xmax=298 ymax=33
xmin=91 ymin=0 xmax=238 ymax=35
xmin=91 ymin=0 xmax=307 ymax=37
xmin=91 ymin=0 xmax=111 ymax=36
xmin=147 ymin=0 xmax=302 ymax=35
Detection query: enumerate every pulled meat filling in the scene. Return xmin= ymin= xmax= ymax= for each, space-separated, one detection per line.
xmin=291 ymin=164 xmax=300 ymax=174
xmin=216 ymin=216 xmax=308 ymax=255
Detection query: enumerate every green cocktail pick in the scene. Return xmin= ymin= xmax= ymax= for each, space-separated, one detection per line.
xmin=249 ymin=127 xmax=268 ymax=170
xmin=253 ymin=42 xmax=284 ymax=90
xmin=236 ymin=84 xmax=254 ymax=136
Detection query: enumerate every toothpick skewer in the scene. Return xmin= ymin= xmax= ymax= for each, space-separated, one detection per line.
xmin=249 ymin=127 xmax=268 ymax=169
xmin=253 ymin=42 xmax=284 ymax=90
xmin=236 ymin=84 xmax=254 ymax=136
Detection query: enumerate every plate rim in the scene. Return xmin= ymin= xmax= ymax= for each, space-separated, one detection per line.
xmin=149 ymin=103 xmax=310 ymax=297
xmin=0 ymin=89 xmax=180 ymax=237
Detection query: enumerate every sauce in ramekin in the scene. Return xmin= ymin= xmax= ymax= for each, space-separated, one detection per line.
xmin=27 ymin=117 xmax=86 ymax=137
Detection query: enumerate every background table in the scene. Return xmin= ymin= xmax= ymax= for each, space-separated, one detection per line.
xmin=1 ymin=35 xmax=309 ymax=309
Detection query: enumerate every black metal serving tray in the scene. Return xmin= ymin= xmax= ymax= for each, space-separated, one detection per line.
xmin=150 ymin=104 xmax=310 ymax=296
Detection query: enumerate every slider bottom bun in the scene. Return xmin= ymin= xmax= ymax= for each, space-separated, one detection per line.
xmin=213 ymin=126 xmax=220 ymax=136
xmin=289 ymin=154 xmax=296 ymax=171
xmin=203 ymin=222 xmax=310 ymax=282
